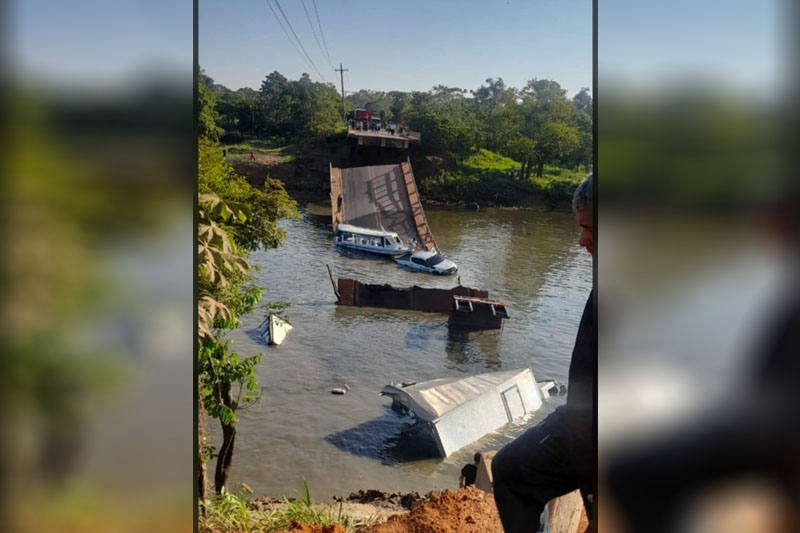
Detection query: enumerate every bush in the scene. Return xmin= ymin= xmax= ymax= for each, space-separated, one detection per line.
xmin=461 ymin=149 xmax=520 ymax=175
xmin=199 ymin=482 xmax=359 ymax=533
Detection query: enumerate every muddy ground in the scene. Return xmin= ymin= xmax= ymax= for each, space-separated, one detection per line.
xmin=266 ymin=486 xmax=591 ymax=533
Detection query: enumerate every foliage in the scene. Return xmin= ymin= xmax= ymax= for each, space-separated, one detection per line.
xmin=461 ymin=148 xmax=520 ymax=174
xmin=419 ymin=149 xmax=586 ymax=208
xmin=200 ymin=489 xmax=261 ymax=533
xmin=244 ymin=71 xmax=347 ymax=140
xmin=199 ymin=483 xmax=361 ymax=533
xmin=196 ymin=189 xmax=261 ymax=495
xmin=199 ymin=137 xmax=298 ymax=251
xmin=198 ymin=340 xmax=262 ymax=427
xmin=205 ymin=69 xmax=592 ymax=173
xmin=199 ymin=81 xmax=224 ymax=141
xmin=202 ymin=68 xmax=593 ymax=207
xmin=307 ymin=84 xmax=348 ymax=139
xmin=197 ymin=77 xmax=298 ymax=495
xmin=530 ymin=166 xmax=587 ymax=207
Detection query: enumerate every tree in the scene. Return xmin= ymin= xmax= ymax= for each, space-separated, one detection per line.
xmin=217 ymin=88 xmax=259 ymax=140
xmin=532 ymin=121 xmax=580 ymax=176
xmin=389 ymin=91 xmax=412 ymax=124
xmin=199 ymin=82 xmax=224 ymax=141
xmin=197 ymin=141 xmax=297 ymax=496
xmin=573 ymin=87 xmax=592 ymax=116
xmin=197 ymin=79 xmax=298 ymax=498
xmin=510 ymin=134 xmax=537 ymax=180
xmin=197 ymin=192 xmax=260 ymax=496
xmin=307 ymin=85 xmax=346 ymax=138
xmin=472 ymin=78 xmax=520 ymax=155
xmin=259 ymin=71 xmax=294 ymax=136
xmin=570 ymin=88 xmax=593 ymax=169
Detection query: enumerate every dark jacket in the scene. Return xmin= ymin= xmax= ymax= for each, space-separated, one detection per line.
xmin=559 ymin=289 xmax=595 ymax=480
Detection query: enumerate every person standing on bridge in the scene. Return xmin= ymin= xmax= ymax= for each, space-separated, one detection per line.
xmin=492 ymin=174 xmax=594 ymax=532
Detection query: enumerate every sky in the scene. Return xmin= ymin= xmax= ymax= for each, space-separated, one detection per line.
xmin=7 ymin=1 xmax=782 ymax=98
xmin=11 ymin=1 xmax=191 ymax=87
xmin=599 ymin=0 xmax=782 ymax=95
xmin=199 ymin=0 xmax=593 ymax=96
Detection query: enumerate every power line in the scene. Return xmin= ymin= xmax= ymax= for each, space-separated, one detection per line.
xmin=300 ymin=0 xmax=333 ymax=72
xmin=312 ymin=0 xmax=335 ymax=69
xmin=264 ymin=0 xmax=316 ymax=76
xmin=271 ymin=0 xmax=328 ymax=82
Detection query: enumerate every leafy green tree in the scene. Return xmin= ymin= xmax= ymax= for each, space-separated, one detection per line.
xmin=509 ymin=134 xmax=537 ymax=180
xmin=205 ymin=68 xmax=593 ymax=196
xmin=199 ymin=81 xmax=224 ymax=141
xmin=197 ymin=79 xmax=298 ymax=498
xmin=389 ymin=91 xmax=412 ymax=124
xmin=197 ymin=191 xmax=259 ymax=496
xmin=197 ymin=143 xmax=297 ymax=495
xmin=347 ymin=89 xmax=393 ymax=121
xmin=199 ymin=137 xmax=297 ymax=249
xmin=570 ymin=88 xmax=593 ymax=168
xmin=307 ymin=85 xmax=346 ymax=138
xmin=217 ymin=88 xmax=259 ymax=140
xmin=532 ymin=121 xmax=580 ymax=176
xmin=259 ymin=71 xmax=295 ymax=137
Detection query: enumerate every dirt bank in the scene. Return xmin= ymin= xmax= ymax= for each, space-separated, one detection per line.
xmin=259 ymin=487 xmax=502 ymax=532
xmin=361 ymin=486 xmax=502 ymax=533
xmin=242 ymin=487 xmax=591 ymax=532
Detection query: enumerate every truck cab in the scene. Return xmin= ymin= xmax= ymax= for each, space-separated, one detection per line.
xmin=354 ymin=108 xmax=370 ymax=130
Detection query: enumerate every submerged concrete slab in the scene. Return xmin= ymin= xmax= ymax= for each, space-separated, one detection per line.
xmin=335 ymin=278 xmax=488 ymax=314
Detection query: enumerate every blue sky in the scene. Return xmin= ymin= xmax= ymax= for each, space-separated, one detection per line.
xmin=9 ymin=1 xmax=781 ymax=98
xmin=599 ymin=0 xmax=781 ymax=94
xmin=200 ymin=0 xmax=593 ymax=96
xmin=12 ymin=1 xmax=191 ymax=86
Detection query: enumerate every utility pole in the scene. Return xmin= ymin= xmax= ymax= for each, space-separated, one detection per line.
xmin=334 ymin=63 xmax=348 ymax=120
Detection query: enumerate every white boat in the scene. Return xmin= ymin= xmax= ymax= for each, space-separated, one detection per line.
xmin=334 ymin=223 xmax=411 ymax=256
xmin=395 ymin=250 xmax=457 ymax=275
xmin=381 ymin=368 xmax=542 ymax=457
xmin=257 ymin=313 xmax=293 ymax=346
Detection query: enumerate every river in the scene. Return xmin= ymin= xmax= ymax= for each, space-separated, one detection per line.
xmin=213 ymin=204 xmax=592 ymax=500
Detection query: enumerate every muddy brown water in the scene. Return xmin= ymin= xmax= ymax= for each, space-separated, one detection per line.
xmin=209 ymin=204 xmax=592 ymax=500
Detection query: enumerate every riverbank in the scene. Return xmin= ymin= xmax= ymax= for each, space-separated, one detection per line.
xmin=202 ymin=486 xmax=592 ymax=533
xmin=222 ymin=138 xmax=586 ymax=210
xmin=200 ymin=486 xmax=505 ymax=533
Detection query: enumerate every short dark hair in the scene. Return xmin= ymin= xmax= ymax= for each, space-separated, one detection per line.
xmin=474 ymin=452 xmax=482 ymax=463
xmin=572 ymin=174 xmax=593 ymax=212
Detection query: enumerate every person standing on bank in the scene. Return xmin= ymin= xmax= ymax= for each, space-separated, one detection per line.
xmin=460 ymin=452 xmax=482 ymax=489
xmin=492 ymin=174 xmax=594 ymax=532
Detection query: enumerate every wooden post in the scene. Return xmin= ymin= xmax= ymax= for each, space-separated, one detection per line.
xmin=326 ymin=264 xmax=340 ymax=301
xmin=545 ymin=489 xmax=590 ymax=533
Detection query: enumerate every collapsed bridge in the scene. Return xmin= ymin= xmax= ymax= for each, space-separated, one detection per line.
xmin=330 ymin=159 xmax=437 ymax=251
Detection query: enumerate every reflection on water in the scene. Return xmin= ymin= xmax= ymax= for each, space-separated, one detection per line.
xmin=209 ymin=204 xmax=591 ymax=499
xmin=325 ymin=409 xmax=440 ymax=464
xmin=445 ymin=328 xmax=503 ymax=370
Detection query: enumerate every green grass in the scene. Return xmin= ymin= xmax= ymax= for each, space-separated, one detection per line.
xmin=460 ymin=148 xmax=521 ymax=174
xmin=224 ymin=138 xmax=288 ymax=150
xmin=223 ymin=139 xmax=298 ymax=163
xmin=420 ymin=148 xmax=588 ymax=208
xmin=199 ymin=481 xmax=368 ymax=533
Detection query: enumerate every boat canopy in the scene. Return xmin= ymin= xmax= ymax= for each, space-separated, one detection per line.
xmin=387 ymin=369 xmax=534 ymax=421
xmin=336 ymin=224 xmax=399 ymax=238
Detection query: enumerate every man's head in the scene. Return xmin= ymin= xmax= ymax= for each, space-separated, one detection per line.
xmin=573 ymin=174 xmax=593 ymax=255
xmin=474 ymin=452 xmax=482 ymax=464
